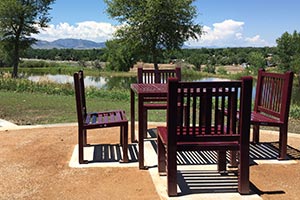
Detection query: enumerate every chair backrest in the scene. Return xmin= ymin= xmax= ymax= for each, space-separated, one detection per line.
xmin=167 ymin=77 xmax=253 ymax=145
xmin=74 ymin=70 xmax=87 ymax=126
xmin=137 ymin=67 xmax=181 ymax=84
xmin=254 ymin=69 xmax=294 ymax=122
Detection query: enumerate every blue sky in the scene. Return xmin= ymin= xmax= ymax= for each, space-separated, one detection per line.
xmin=34 ymin=0 xmax=300 ymax=47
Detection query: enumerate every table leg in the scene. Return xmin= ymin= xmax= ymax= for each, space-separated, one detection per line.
xmin=130 ymin=89 xmax=136 ymax=143
xmin=138 ymin=94 xmax=145 ymax=169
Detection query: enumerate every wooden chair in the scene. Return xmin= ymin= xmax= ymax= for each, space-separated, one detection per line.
xmin=137 ymin=67 xmax=181 ymax=84
xmin=157 ymin=77 xmax=253 ymax=196
xmin=74 ymin=70 xmax=128 ymax=164
xmin=251 ymin=69 xmax=294 ymax=160
xmin=137 ymin=67 xmax=181 ymax=137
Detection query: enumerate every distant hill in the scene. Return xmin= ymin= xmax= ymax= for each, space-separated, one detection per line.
xmin=32 ymin=38 xmax=106 ymax=49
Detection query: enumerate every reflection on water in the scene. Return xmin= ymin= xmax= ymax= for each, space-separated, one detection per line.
xmin=26 ymin=74 xmax=300 ymax=105
xmin=27 ymin=74 xmax=137 ymax=89
xmin=27 ymin=74 xmax=232 ymax=89
xmin=194 ymin=77 xmax=231 ymax=82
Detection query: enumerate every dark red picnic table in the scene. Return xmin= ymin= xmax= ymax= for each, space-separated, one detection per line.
xmin=130 ymin=83 xmax=168 ymax=169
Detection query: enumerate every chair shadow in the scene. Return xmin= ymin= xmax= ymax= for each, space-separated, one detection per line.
xmin=176 ymin=170 xmax=285 ymax=196
xmin=147 ymin=128 xmax=300 ymax=165
xmin=250 ymin=141 xmax=300 ymax=161
xmin=177 ymin=169 xmax=240 ymax=195
xmin=146 ymin=128 xmax=297 ymax=196
xmin=87 ymin=143 xmax=138 ymax=163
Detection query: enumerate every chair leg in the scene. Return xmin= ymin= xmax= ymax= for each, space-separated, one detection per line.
xmin=238 ymin=145 xmax=250 ymax=194
xmin=157 ymin=136 xmax=166 ymax=174
xmin=83 ymin=129 xmax=87 ymax=146
xmin=78 ymin=128 xmax=88 ymax=164
xmin=229 ymin=151 xmax=238 ymax=167
xmin=278 ymin=125 xmax=288 ymax=160
xmin=143 ymin=109 xmax=148 ymax=138
xmin=167 ymin=145 xmax=177 ymax=196
xmin=252 ymin=124 xmax=260 ymax=143
xmin=120 ymin=124 xmax=129 ymax=163
xmin=217 ymin=150 xmax=227 ymax=173
xmin=119 ymin=125 xmax=123 ymax=147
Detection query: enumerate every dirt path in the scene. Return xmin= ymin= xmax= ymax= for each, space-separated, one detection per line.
xmin=1 ymin=125 xmax=300 ymax=199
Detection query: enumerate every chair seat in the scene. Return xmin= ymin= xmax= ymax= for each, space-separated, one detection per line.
xmin=251 ymin=112 xmax=283 ymax=126
xmin=144 ymin=103 xmax=167 ymax=109
xmin=232 ymin=110 xmax=283 ymax=126
xmin=157 ymin=126 xmax=240 ymax=150
xmin=84 ymin=110 xmax=127 ymax=128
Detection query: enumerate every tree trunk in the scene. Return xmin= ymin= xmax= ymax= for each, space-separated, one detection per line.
xmin=12 ymin=37 xmax=20 ymax=78
xmin=152 ymin=47 xmax=160 ymax=83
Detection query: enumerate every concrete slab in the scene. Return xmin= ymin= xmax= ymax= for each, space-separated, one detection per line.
xmin=69 ymin=133 xmax=264 ymax=200
xmin=0 ymin=120 xmax=77 ymax=131
xmin=69 ymin=143 xmax=139 ymax=168
xmin=0 ymin=119 xmax=18 ymax=130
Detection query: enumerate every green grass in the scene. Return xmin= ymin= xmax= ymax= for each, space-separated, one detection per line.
xmin=1 ymin=66 xmax=137 ymax=77
xmin=0 ymin=90 xmax=166 ymax=125
xmin=1 ymin=68 xmax=300 ymax=132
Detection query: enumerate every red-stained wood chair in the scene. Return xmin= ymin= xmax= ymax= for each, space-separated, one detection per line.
xmin=251 ymin=69 xmax=294 ymax=160
xmin=157 ymin=77 xmax=253 ymax=196
xmin=74 ymin=70 xmax=128 ymax=164
xmin=137 ymin=67 xmax=181 ymax=84
xmin=137 ymin=67 xmax=181 ymax=137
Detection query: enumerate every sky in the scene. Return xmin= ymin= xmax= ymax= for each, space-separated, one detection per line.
xmin=34 ymin=0 xmax=300 ymax=48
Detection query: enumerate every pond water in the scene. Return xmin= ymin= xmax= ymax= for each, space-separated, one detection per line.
xmin=27 ymin=74 xmax=300 ymax=104
xmin=27 ymin=74 xmax=233 ymax=89
xmin=27 ymin=74 xmax=137 ymax=90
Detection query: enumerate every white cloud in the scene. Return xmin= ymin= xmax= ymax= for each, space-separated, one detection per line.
xmin=186 ymin=19 xmax=270 ymax=47
xmin=33 ymin=19 xmax=271 ymax=47
xmin=33 ymin=21 xmax=116 ymax=42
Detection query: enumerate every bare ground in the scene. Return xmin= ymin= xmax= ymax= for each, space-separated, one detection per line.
xmin=1 ymin=125 xmax=300 ymax=200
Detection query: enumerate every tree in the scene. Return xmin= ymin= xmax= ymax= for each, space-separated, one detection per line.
xmin=276 ymin=32 xmax=296 ymax=71
xmin=103 ymin=39 xmax=137 ymax=71
xmin=104 ymin=0 xmax=202 ymax=70
xmin=276 ymin=31 xmax=300 ymax=86
xmin=247 ymin=52 xmax=266 ymax=74
xmin=0 ymin=0 xmax=54 ymax=78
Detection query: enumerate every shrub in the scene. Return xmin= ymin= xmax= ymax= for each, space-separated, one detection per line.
xmin=290 ymin=105 xmax=300 ymax=119
xmin=0 ymin=77 xmax=130 ymax=101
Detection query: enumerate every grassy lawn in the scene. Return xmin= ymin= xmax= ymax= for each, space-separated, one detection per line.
xmin=1 ymin=90 xmax=300 ymax=134
xmin=1 ymin=66 xmax=300 ymax=134
xmin=0 ymin=90 xmax=166 ymax=125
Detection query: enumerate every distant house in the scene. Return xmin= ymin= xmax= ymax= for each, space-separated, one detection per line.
xmin=241 ymin=63 xmax=249 ymax=68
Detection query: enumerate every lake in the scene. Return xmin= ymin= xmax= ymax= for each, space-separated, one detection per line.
xmin=27 ymin=74 xmax=300 ymax=104
xmin=27 ymin=74 xmax=231 ymax=89
xmin=28 ymin=74 xmax=137 ymax=89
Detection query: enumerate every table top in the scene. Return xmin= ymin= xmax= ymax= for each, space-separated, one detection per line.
xmin=131 ymin=83 xmax=168 ymax=96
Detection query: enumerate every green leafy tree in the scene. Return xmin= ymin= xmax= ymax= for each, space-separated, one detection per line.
xmin=247 ymin=52 xmax=266 ymax=74
xmin=104 ymin=0 xmax=202 ymax=70
xmin=277 ymin=31 xmax=300 ymax=85
xmin=0 ymin=0 xmax=54 ymax=78
xmin=103 ymin=39 xmax=137 ymax=71
xmin=276 ymin=32 xmax=296 ymax=71
xmin=187 ymin=53 xmax=208 ymax=70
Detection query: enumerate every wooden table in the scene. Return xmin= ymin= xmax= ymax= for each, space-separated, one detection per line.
xmin=130 ymin=83 xmax=168 ymax=169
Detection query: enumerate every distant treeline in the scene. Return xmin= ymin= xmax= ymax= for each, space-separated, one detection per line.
xmin=24 ymin=48 xmax=105 ymax=62
xmin=23 ymin=46 xmax=278 ymax=69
